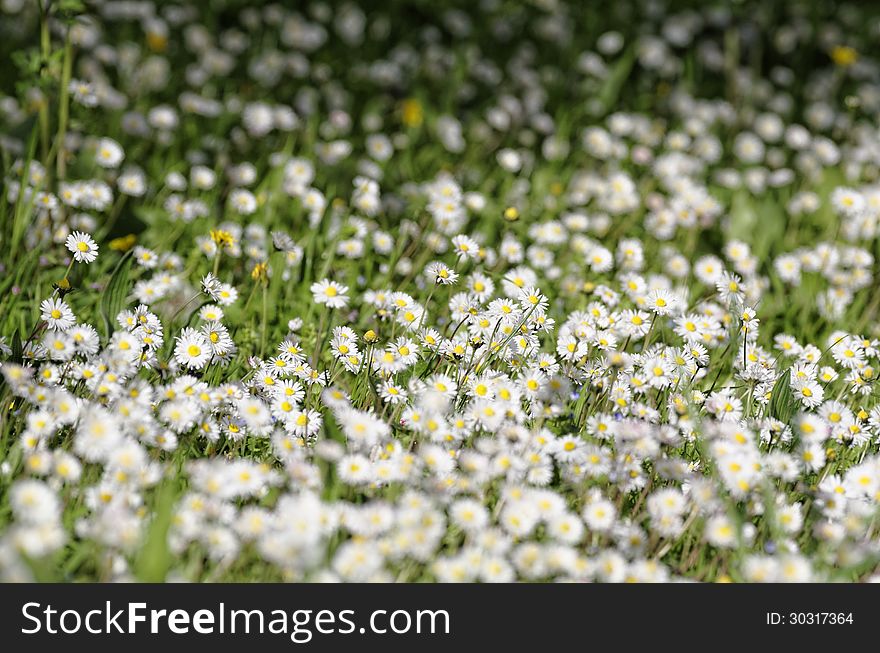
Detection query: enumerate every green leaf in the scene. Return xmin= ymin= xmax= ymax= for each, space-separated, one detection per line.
xmin=10 ymin=329 xmax=22 ymax=364
xmin=769 ymin=372 xmax=796 ymax=425
xmin=598 ymin=45 xmax=637 ymax=114
xmin=132 ymin=205 xmax=166 ymax=227
xmin=10 ymin=126 xmax=40 ymax=256
xmin=727 ymin=189 xmax=757 ymax=244
xmin=133 ymin=479 xmax=178 ymax=582
xmin=99 ymin=253 xmax=133 ymax=339
xmin=56 ymin=0 xmax=86 ymax=20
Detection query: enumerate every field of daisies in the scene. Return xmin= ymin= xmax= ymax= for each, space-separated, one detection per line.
xmin=1 ymin=0 xmax=879 ymax=584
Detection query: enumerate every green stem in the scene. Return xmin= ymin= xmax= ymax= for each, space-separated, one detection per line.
xmin=39 ymin=0 xmax=52 ymax=165
xmin=99 ymin=194 xmax=128 ymax=240
xmin=56 ymin=30 xmax=73 ymax=181
xmin=260 ymin=284 xmax=268 ymax=358
xmin=642 ymin=313 xmax=658 ymax=352
xmin=416 ymin=283 xmax=437 ymax=332
xmin=169 ymin=292 xmax=202 ymax=325
xmin=61 ymin=257 xmax=75 ymax=284
xmin=212 ymin=249 xmax=222 ymax=277
xmin=311 ymin=308 xmax=328 ymax=369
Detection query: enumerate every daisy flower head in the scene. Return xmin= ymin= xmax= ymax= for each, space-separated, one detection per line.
xmin=379 ymin=380 xmax=408 ymax=404
xmin=229 ymin=188 xmax=258 ymax=215
xmin=214 ymin=283 xmax=239 ymax=306
xmin=201 ymin=322 xmax=235 ymax=357
xmin=311 ymin=279 xmax=350 ymax=309
xmin=199 ymin=304 xmax=225 ymax=322
xmin=174 ymin=327 xmax=212 ymax=370
xmin=118 ymin=169 xmax=147 ymax=197
xmin=519 ymin=286 xmax=549 ymax=313
xmin=716 ymin=271 xmax=744 ymax=305
xmin=647 ymin=288 xmax=678 ymax=316
xmin=451 ymin=234 xmax=480 ymax=261
xmin=831 ymin=187 xmax=865 ymax=218
xmin=40 ymin=298 xmax=76 ymax=332
xmin=201 ymin=273 xmax=222 ymax=297
xmin=134 ymin=246 xmax=158 ymax=269
xmin=69 ymin=78 xmax=97 ymax=106
xmin=65 ymin=231 xmax=99 ymax=264
xmin=95 ymin=137 xmax=124 ymax=168
xmin=426 ymin=261 xmax=459 ymax=285
xmin=792 ymin=378 xmax=824 ymax=408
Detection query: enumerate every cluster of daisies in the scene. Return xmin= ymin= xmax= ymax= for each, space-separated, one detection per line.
xmin=1 ymin=1 xmax=880 ymax=582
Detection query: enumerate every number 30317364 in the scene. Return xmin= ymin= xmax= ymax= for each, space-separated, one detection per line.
xmin=766 ymin=613 xmax=854 ymax=625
